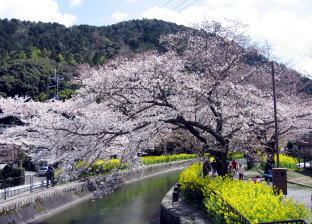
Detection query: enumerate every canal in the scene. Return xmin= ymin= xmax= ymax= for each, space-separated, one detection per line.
xmin=40 ymin=169 xmax=181 ymax=224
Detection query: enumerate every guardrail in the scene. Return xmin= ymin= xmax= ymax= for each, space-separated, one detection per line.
xmin=0 ymin=175 xmax=49 ymax=201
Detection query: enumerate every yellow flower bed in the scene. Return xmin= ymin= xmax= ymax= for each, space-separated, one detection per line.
xmin=275 ymin=154 xmax=298 ymax=170
xmin=75 ymin=159 xmax=126 ymax=175
xmin=141 ymin=153 xmax=196 ymax=165
xmin=179 ymin=163 xmax=311 ymax=224
xmin=75 ymin=154 xmax=196 ymax=175
xmin=91 ymin=159 xmax=126 ymax=173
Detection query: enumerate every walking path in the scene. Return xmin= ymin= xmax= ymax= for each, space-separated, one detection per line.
xmin=243 ymin=168 xmax=312 ymax=209
xmin=287 ymin=184 xmax=311 ymax=209
xmin=288 ymin=170 xmax=312 ymax=187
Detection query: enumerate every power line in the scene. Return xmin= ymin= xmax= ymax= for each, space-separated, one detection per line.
xmin=171 ymin=0 xmax=192 ymax=11
xmin=160 ymin=0 xmax=311 ymax=75
xmin=286 ymin=52 xmax=311 ymax=68
xmin=177 ymin=0 xmax=200 ymax=12
xmin=161 ymin=0 xmax=196 ymax=11
xmin=160 ymin=0 xmax=175 ymax=8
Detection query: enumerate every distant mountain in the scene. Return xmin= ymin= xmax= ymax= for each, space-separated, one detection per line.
xmin=0 ymin=19 xmax=186 ymax=100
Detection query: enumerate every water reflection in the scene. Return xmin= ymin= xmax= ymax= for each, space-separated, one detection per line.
xmin=40 ymin=170 xmax=181 ymax=224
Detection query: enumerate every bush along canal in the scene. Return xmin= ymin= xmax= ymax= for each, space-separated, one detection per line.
xmin=39 ymin=169 xmax=181 ymax=224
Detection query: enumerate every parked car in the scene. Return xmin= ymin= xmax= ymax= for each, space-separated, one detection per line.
xmin=37 ymin=166 xmax=48 ymax=176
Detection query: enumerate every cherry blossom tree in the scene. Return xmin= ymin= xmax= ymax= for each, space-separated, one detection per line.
xmin=75 ymin=41 xmax=271 ymax=175
xmin=0 ymin=97 xmax=144 ymax=179
xmin=1 ymin=21 xmax=311 ymax=177
xmin=246 ymin=65 xmax=312 ymax=164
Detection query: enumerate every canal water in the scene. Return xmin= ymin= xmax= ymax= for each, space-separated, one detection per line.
xmin=40 ymin=170 xmax=181 ymax=224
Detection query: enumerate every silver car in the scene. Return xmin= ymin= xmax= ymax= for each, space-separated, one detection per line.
xmin=37 ymin=166 xmax=48 ymax=176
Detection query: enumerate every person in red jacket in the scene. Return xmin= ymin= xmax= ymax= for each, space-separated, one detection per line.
xmin=231 ymin=159 xmax=238 ymax=171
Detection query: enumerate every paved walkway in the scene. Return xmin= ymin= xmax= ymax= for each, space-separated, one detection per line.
xmin=287 ymin=184 xmax=311 ymax=209
xmin=288 ymin=170 xmax=312 ymax=187
xmin=161 ymin=187 xmax=212 ymax=224
xmin=242 ymin=168 xmax=312 ymax=209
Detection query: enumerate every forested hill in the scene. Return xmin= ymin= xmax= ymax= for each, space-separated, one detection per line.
xmin=0 ymin=18 xmax=185 ymax=65
xmin=0 ymin=18 xmax=311 ymax=100
xmin=0 ymin=19 xmax=185 ymax=100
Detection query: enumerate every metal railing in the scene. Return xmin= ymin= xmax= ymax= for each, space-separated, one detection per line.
xmin=207 ymin=188 xmax=251 ymax=224
xmin=260 ymin=220 xmax=307 ymax=224
xmin=0 ymin=175 xmax=49 ymax=201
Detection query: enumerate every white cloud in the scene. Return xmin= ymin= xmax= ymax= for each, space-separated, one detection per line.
xmin=112 ymin=11 xmax=128 ymax=22
xmin=124 ymin=0 xmax=142 ymax=3
xmin=142 ymin=0 xmax=312 ymax=75
xmin=0 ymin=0 xmax=77 ymax=27
xmin=68 ymin=0 xmax=83 ymax=8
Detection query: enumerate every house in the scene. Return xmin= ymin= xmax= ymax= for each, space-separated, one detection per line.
xmin=0 ymin=115 xmax=24 ymax=134
xmin=297 ymin=141 xmax=312 ymax=157
xmin=0 ymin=110 xmax=24 ymax=163
xmin=0 ymin=144 xmax=21 ymax=163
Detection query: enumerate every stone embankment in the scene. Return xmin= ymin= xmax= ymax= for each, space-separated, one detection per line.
xmin=160 ymin=187 xmax=211 ymax=224
xmin=0 ymin=160 xmax=192 ymax=224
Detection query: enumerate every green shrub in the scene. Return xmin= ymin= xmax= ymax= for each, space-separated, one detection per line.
xmin=229 ymin=152 xmax=245 ymax=160
xmin=0 ymin=166 xmax=25 ymax=188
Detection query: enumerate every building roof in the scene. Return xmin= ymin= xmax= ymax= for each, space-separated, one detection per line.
xmin=297 ymin=140 xmax=312 ymax=147
xmin=0 ymin=116 xmax=24 ymax=126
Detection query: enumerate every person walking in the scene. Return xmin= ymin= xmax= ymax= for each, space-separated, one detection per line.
xmin=211 ymin=159 xmax=218 ymax=177
xmin=238 ymin=164 xmax=244 ymax=181
xmin=231 ymin=159 xmax=238 ymax=171
xmin=46 ymin=165 xmax=55 ymax=188
xmin=228 ymin=164 xmax=235 ymax=178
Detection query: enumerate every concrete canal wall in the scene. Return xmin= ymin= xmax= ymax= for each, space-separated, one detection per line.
xmin=0 ymin=160 xmax=192 ymax=224
xmin=160 ymin=187 xmax=211 ymax=224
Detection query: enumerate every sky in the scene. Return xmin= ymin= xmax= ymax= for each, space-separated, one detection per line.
xmin=0 ymin=0 xmax=311 ymax=75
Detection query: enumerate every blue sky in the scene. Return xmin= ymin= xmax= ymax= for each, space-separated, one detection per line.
xmin=57 ymin=0 xmax=175 ymax=26
xmin=0 ymin=0 xmax=311 ymax=75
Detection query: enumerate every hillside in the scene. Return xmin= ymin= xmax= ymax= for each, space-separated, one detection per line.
xmin=0 ymin=19 xmax=186 ymax=99
xmin=0 ymin=18 xmax=185 ymax=65
xmin=0 ymin=18 xmax=310 ymax=101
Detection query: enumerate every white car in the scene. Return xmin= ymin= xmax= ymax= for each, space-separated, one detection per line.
xmin=37 ymin=166 xmax=49 ymax=176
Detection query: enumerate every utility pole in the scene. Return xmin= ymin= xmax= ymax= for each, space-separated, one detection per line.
xmin=271 ymin=62 xmax=287 ymax=195
xmin=49 ymin=68 xmax=63 ymax=100
xmin=271 ymin=61 xmax=279 ymax=168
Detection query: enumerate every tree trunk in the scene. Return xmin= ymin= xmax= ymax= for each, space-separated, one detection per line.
xmin=206 ymin=149 xmax=228 ymax=176
xmin=203 ymin=160 xmax=211 ymax=177
xmin=217 ymin=154 xmax=228 ymax=176
xmin=265 ymin=138 xmax=276 ymax=164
